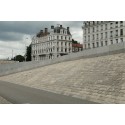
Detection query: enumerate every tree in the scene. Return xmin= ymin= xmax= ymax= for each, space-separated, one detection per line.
xmin=72 ymin=39 xmax=78 ymax=44
xmin=26 ymin=44 xmax=31 ymax=61
xmin=13 ymin=55 xmax=25 ymax=62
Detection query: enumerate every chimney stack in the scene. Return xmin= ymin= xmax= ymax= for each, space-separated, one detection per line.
xmin=60 ymin=25 xmax=62 ymax=28
xmin=67 ymin=27 xmax=69 ymax=30
xmin=45 ymin=28 xmax=48 ymax=33
xmin=51 ymin=25 xmax=54 ymax=29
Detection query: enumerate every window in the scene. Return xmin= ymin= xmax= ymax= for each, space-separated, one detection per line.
xmin=105 ymin=32 xmax=107 ymax=38
xmin=110 ymin=31 xmax=113 ymax=37
xmin=85 ymin=29 xmax=86 ymax=34
xmin=101 ymin=33 xmax=103 ymax=39
xmin=93 ymin=34 xmax=94 ymax=40
xmin=120 ymin=29 xmax=123 ymax=36
xmin=101 ymin=25 xmax=103 ymax=30
xmin=65 ymin=37 xmax=66 ymax=40
xmin=115 ymin=22 xmax=118 ymax=28
xmin=96 ymin=34 xmax=98 ymax=39
xmin=116 ymin=30 xmax=118 ymax=36
xmin=96 ymin=42 xmax=99 ymax=47
xmin=88 ymin=28 xmax=90 ymax=33
xmin=105 ymin=24 xmax=107 ymax=30
xmin=88 ymin=35 xmax=90 ymax=41
xmin=92 ymin=43 xmax=95 ymax=48
xmin=111 ymin=40 xmax=113 ymax=44
xmin=110 ymin=23 xmax=113 ymax=29
xmin=105 ymin=41 xmax=108 ymax=46
xmin=101 ymin=41 xmax=103 ymax=46
xmin=120 ymin=21 xmax=123 ymax=26
xmin=93 ymin=27 xmax=94 ymax=32
xmin=88 ymin=43 xmax=90 ymax=48
xmin=69 ymin=37 xmax=70 ymax=40
xmin=84 ymin=44 xmax=86 ymax=49
xmin=61 ymin=42 xmax=63 ymax=46
xmin=61 ymin=36 xmax=63 ymax=40
xmin=57 ymin=36 xmax=59 ymax=39
xmin=96 ymin=26 xmax=98 ymax=31
xmin=116 ymin=39 xmax=118 ymax=43
xmin=84 ymin=36 xmax=86 ymax=41
xmin=120 ymin=38 xmax=123 ymax=42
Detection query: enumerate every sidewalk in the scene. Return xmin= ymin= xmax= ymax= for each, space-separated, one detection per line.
xmin=0 ymin=96 xmax=11 ymax=104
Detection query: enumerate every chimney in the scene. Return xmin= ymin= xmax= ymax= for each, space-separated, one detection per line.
xmin=51 ymin=25 xmax=54 ymax=29
xmin=40 ymin=30 xmax=43 ymax=36
xmin=40 ymin=30 xmax=43 ymax=33
xmin=67 ymin=27 xmax=69 ymax=30
xmin=60 ymin=25 xmax=62 ymax=28
xmin=45 ymin=28 xmax=48 ymax=33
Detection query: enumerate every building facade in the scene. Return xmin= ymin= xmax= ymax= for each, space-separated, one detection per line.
xmin=82 ymin=21 xmax=125 ymax=49
xmin=72 ymin=43 xmax=83 ymax=52
xmin=31 ymin=25 xmax=72 ymax=61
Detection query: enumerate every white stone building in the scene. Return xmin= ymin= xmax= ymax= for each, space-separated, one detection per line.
xmin=31 ymin=25 xmax=72 ymax=61
xmin=82 ymin=21 xmax=125 ymax=49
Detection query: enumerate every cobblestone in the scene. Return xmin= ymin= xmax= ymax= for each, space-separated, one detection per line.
xmin=1 ymin=53 xmax=125 ymax=103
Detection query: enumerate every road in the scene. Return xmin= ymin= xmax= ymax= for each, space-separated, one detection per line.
xmin=0 ymin=80 xmax=98 ymax=104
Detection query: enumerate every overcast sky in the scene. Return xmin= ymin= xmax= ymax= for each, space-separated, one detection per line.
xmin=0 ymin=21 xmax=83 ymax=59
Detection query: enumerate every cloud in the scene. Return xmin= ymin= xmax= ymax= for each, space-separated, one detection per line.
xmin=0 ymin=21 xmax=83 ymax=59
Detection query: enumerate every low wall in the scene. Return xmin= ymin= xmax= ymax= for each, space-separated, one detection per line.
xmin=0 ymin=42 xmax=125 ymax=76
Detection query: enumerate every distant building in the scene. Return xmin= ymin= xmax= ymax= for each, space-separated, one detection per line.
xmin=72 ymin=43 xmax=83 ymax=52
xmin=31 ymin=25 xmax=72 ymax=61
xmin=82 ymin=21 xmax=125 ymax=49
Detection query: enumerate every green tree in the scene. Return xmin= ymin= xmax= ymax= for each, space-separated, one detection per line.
xmin=26 ymin=44 xmax=31 ymax=61
xmin=72 ymin=39 xmax=78 ymax=44
xmin=14 ymin=55 xmax=25 ymax=62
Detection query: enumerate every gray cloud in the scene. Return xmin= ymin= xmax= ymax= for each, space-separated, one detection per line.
xmin=0 ymin=21 xmax=83 ymax=41
xmin=0 ymin=21 xmax=83 ymax=59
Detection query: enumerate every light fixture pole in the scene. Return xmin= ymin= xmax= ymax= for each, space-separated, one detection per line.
xmin=25 ymin=37 xmax=28 ymax=62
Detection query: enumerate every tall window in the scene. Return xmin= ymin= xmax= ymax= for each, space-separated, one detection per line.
xmin=105 ymin=32 xmax=107 ymax=38
xmin=96 ymin=34 xmax=98 ymax=39
xmin=88 ymin=35 xmax=90 ymax=41
xmin=93 ymin=27 xmax=94 ymax=32
xmin=116 ymin=39 xmax=118 ymax=43
xmin=115 ymin=22 xmax=118 ymax=28
xmin=93 ymin=34 xmax=94 ymax=40
xmin=110 ymin=23 xmax=113 ymax=29
xmin=105 ymin=41 xmax=108 ymax=46
xmin=57 ymin=36 xmax=59 ymax=39
xmin=96 ymin=26 xmax=98 ymax=31
xmin=101 ymin=41 xmax=103 ymax=46
xmin=110 ymin=31 xmax=113 ymax=37
xmin=105 ymin=24 xmax=107 ymax=30
xmin=120 ymin=21 xmax=123 ymax=26
xmin=88 ymin=28 xmax=90 ymax=33
xmin=84 ymin=36 xmax=86 ymax=41
xmin=101 ymin=25 xmax=103 ymax=30
xmin=96 ymin=42 xmax=99 ymax=47
xmin=61 ymin=36 xmax=63 ymax=40
xmin=121 ymin=38 xmax=123 ymax=42
xmin=101 ymin=33 xmax=103 ymax=39
xmin=88 ymin=43 xmax=90 ymax=48
xmin=120 ymin=29 xmax=123 ymax=36
xmin=92 ymin=43 xmax=95 ymax=48
xmin=111 ymin=40 xmax=113 ymax=44
xmin=116 ymin=30 xmax=118 ymax=36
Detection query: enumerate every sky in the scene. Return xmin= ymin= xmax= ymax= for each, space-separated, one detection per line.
xmin=0 ymin=21 xmax=83 ymax=59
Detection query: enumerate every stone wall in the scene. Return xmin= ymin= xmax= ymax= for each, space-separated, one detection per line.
xmin=1 ymin=52 xmax=125 ymax=103
xmin=0 ymin=42 xmax=125 ymax=77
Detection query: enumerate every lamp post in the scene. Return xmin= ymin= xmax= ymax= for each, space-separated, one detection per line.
xmin=25 ymin=37 xmax=28 ymax=62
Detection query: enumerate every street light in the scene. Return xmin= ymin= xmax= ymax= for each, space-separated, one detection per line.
xmin=24 ymin=37 xmax=28 ymax=62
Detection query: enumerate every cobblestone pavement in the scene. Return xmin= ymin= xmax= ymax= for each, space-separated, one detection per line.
xmin=0 ymin=96 xmax=11 ymax=104
xmin=1 ymin=53 xmax=125 ymax=103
